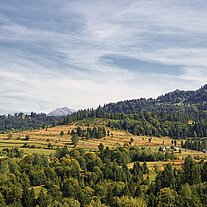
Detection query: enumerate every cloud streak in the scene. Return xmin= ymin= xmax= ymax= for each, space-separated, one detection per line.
xmin=0 ymin=0 xmax=206 ymax=114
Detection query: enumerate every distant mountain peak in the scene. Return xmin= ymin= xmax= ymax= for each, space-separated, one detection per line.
xmin=47 ymin=107 xmax=76 ymax=116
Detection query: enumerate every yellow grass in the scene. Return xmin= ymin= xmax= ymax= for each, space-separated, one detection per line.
xmin=0 ymin=119 xmax=206 ymax=183
xmin=0 ymin=119 xmax=206 ymax=159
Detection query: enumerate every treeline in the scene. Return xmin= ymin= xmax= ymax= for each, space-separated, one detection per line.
xmin=157 ymin=89 xmax=194 ymax=104
xmin=0 ymin=112 xmax=63 ymax=133
xmin=181 ymin=139 xmax=207 ymax=151
xmin=0 ymin=145 xmax=206 ymax=206
xmin=64 ymin=107 xmax=207 ymax=139
xmin=74 ymin=126 xmax=106 ymax=139
xmin=157 ymin=84 xmax=207 ymax=106
xmin=101 ymin=84 xmax=207 ymax=114
xmin=0 ymin=147 xmax=24 ymax=158
xmin=187 ymin=84 xmax=207 ymax=105
xmin=108 ymin=118 xmax=207 ymax=138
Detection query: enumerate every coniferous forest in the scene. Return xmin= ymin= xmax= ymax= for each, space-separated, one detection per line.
xmin=64 ymin=85 xmax=207 ymax=139
xmin=0 ymin=112 xmax=63 ymax=133
xmin=0 ymin=145 xmax=207 ymax=207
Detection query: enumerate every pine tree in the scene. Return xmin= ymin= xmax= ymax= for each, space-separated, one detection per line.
xmin=71 ymin=134 xmax=79 ymax=148
xmin=37 ymin=188 xmax=48 ymax=207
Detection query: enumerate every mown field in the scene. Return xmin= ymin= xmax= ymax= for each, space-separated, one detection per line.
xmin=0 ymin=118 xmax=206 ymax=171
xmin=0 ymin=123 xmax=177 ymax=152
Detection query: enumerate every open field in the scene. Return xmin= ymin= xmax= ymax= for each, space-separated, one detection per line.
xmin=0 ymin=119 xmax=206 ymax=185
xmin=0 ymin=119 xmax=206 ymax=161
xmin=0 ymin=124 xmax=178 ymax=152
xmin=128 ymin=160 xmax=184 ymax=170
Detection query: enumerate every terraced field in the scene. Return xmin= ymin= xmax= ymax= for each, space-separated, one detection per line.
xmin=0 ymin=119 xmax=206 ymax=162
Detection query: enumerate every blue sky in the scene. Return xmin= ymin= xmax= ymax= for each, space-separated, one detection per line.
xmin=0 ymin=0 xmax=207 ymax=114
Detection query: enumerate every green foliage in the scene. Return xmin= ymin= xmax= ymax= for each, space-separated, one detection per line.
xmin=25 ymin=135 xmax=30 ymax=141
xmin=3 ymin=147 xmax=24 ymax=158
xmin=86 ymin=199 xmax=107 ymax=207
xmin=0 ymin=112 xmax=62 ymax=132
xmin=183 ymin=156 xmax=201 ymax=185
xmin=71 ymin=134 xmax=79 ymax=147
xmin=76 ymin=126 xmax=106 ymax=139
xmin=60 ymin=131 xmax=64 ymax=137
xmin=37 ymin=188 xmax=49 ymax=207
xmin=0 ymin=146 xmax=206 ymax=206
xmin=182 ymin=139 xmax=207 ymax=151
xmin=0 ymin=193 xmax=7 ymax=207
xmin=115 ymin=196 xmax=147 ymax=207
xmin=157 ymin=188 xmax=178 ymax=207
xmin=61 ymin=197 xmax=80 ymax=207
xmin=178 ymin=184 xmax=202 ymax=207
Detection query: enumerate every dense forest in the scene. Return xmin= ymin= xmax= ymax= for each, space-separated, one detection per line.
xmin=74 ymin=126 xmax=107 ymax=139
xmin=181 ymin=139 xmax=207 ymax=152
xmin=0 ymin=112 xmax=63 ymax=133
xmin=0 ymin=145 xmax=206 ymax=207
xmin=65 ymin=85 xmax=207 ymax=139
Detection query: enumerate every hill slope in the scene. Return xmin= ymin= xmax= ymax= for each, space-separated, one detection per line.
xmin=101 ymin=84 xmax=207 ymax=114
xmin=66 ymin=84 xmax=207 ymax=139
xmin=186 ymin=84 xmax=207 ymax=104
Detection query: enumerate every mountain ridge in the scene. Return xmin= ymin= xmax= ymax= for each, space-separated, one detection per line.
xmin=100 ymin=84 xmax=207 ymax=114
xmin=66 ymin=84 xmax=207 ymax=124
xmin=47 ymin=107 xmax=76 ymax=116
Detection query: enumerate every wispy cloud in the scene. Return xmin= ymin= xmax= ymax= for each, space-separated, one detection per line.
xmin=0 ymin=0 xmax=206 ymax=113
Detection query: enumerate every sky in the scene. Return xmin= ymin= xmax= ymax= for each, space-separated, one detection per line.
xmin=0 ymin=0 xmax=207 ymax=114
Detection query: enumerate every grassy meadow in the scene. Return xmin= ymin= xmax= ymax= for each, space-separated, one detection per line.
xmin=0 ymin=118 xmax=206 ymax=172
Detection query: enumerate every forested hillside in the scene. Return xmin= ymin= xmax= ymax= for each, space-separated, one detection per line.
xmin=0 ymin=112 xmax=63 ymax=133
xmin=0 ymin=145 xmax=207 ymax=207
xmin=186 ymin=84 xmax=207 ymax=104
xmin=101 ymin=84 xmax=207 ymax=113
xmin=65 ymin=85 xmax=207 ymax=139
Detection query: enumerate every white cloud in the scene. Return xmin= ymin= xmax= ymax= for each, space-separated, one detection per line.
xmin=180 ymin=67 xmax=207 ymax=82
xmin=0 ymin=0 xmax=206 ymax=113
